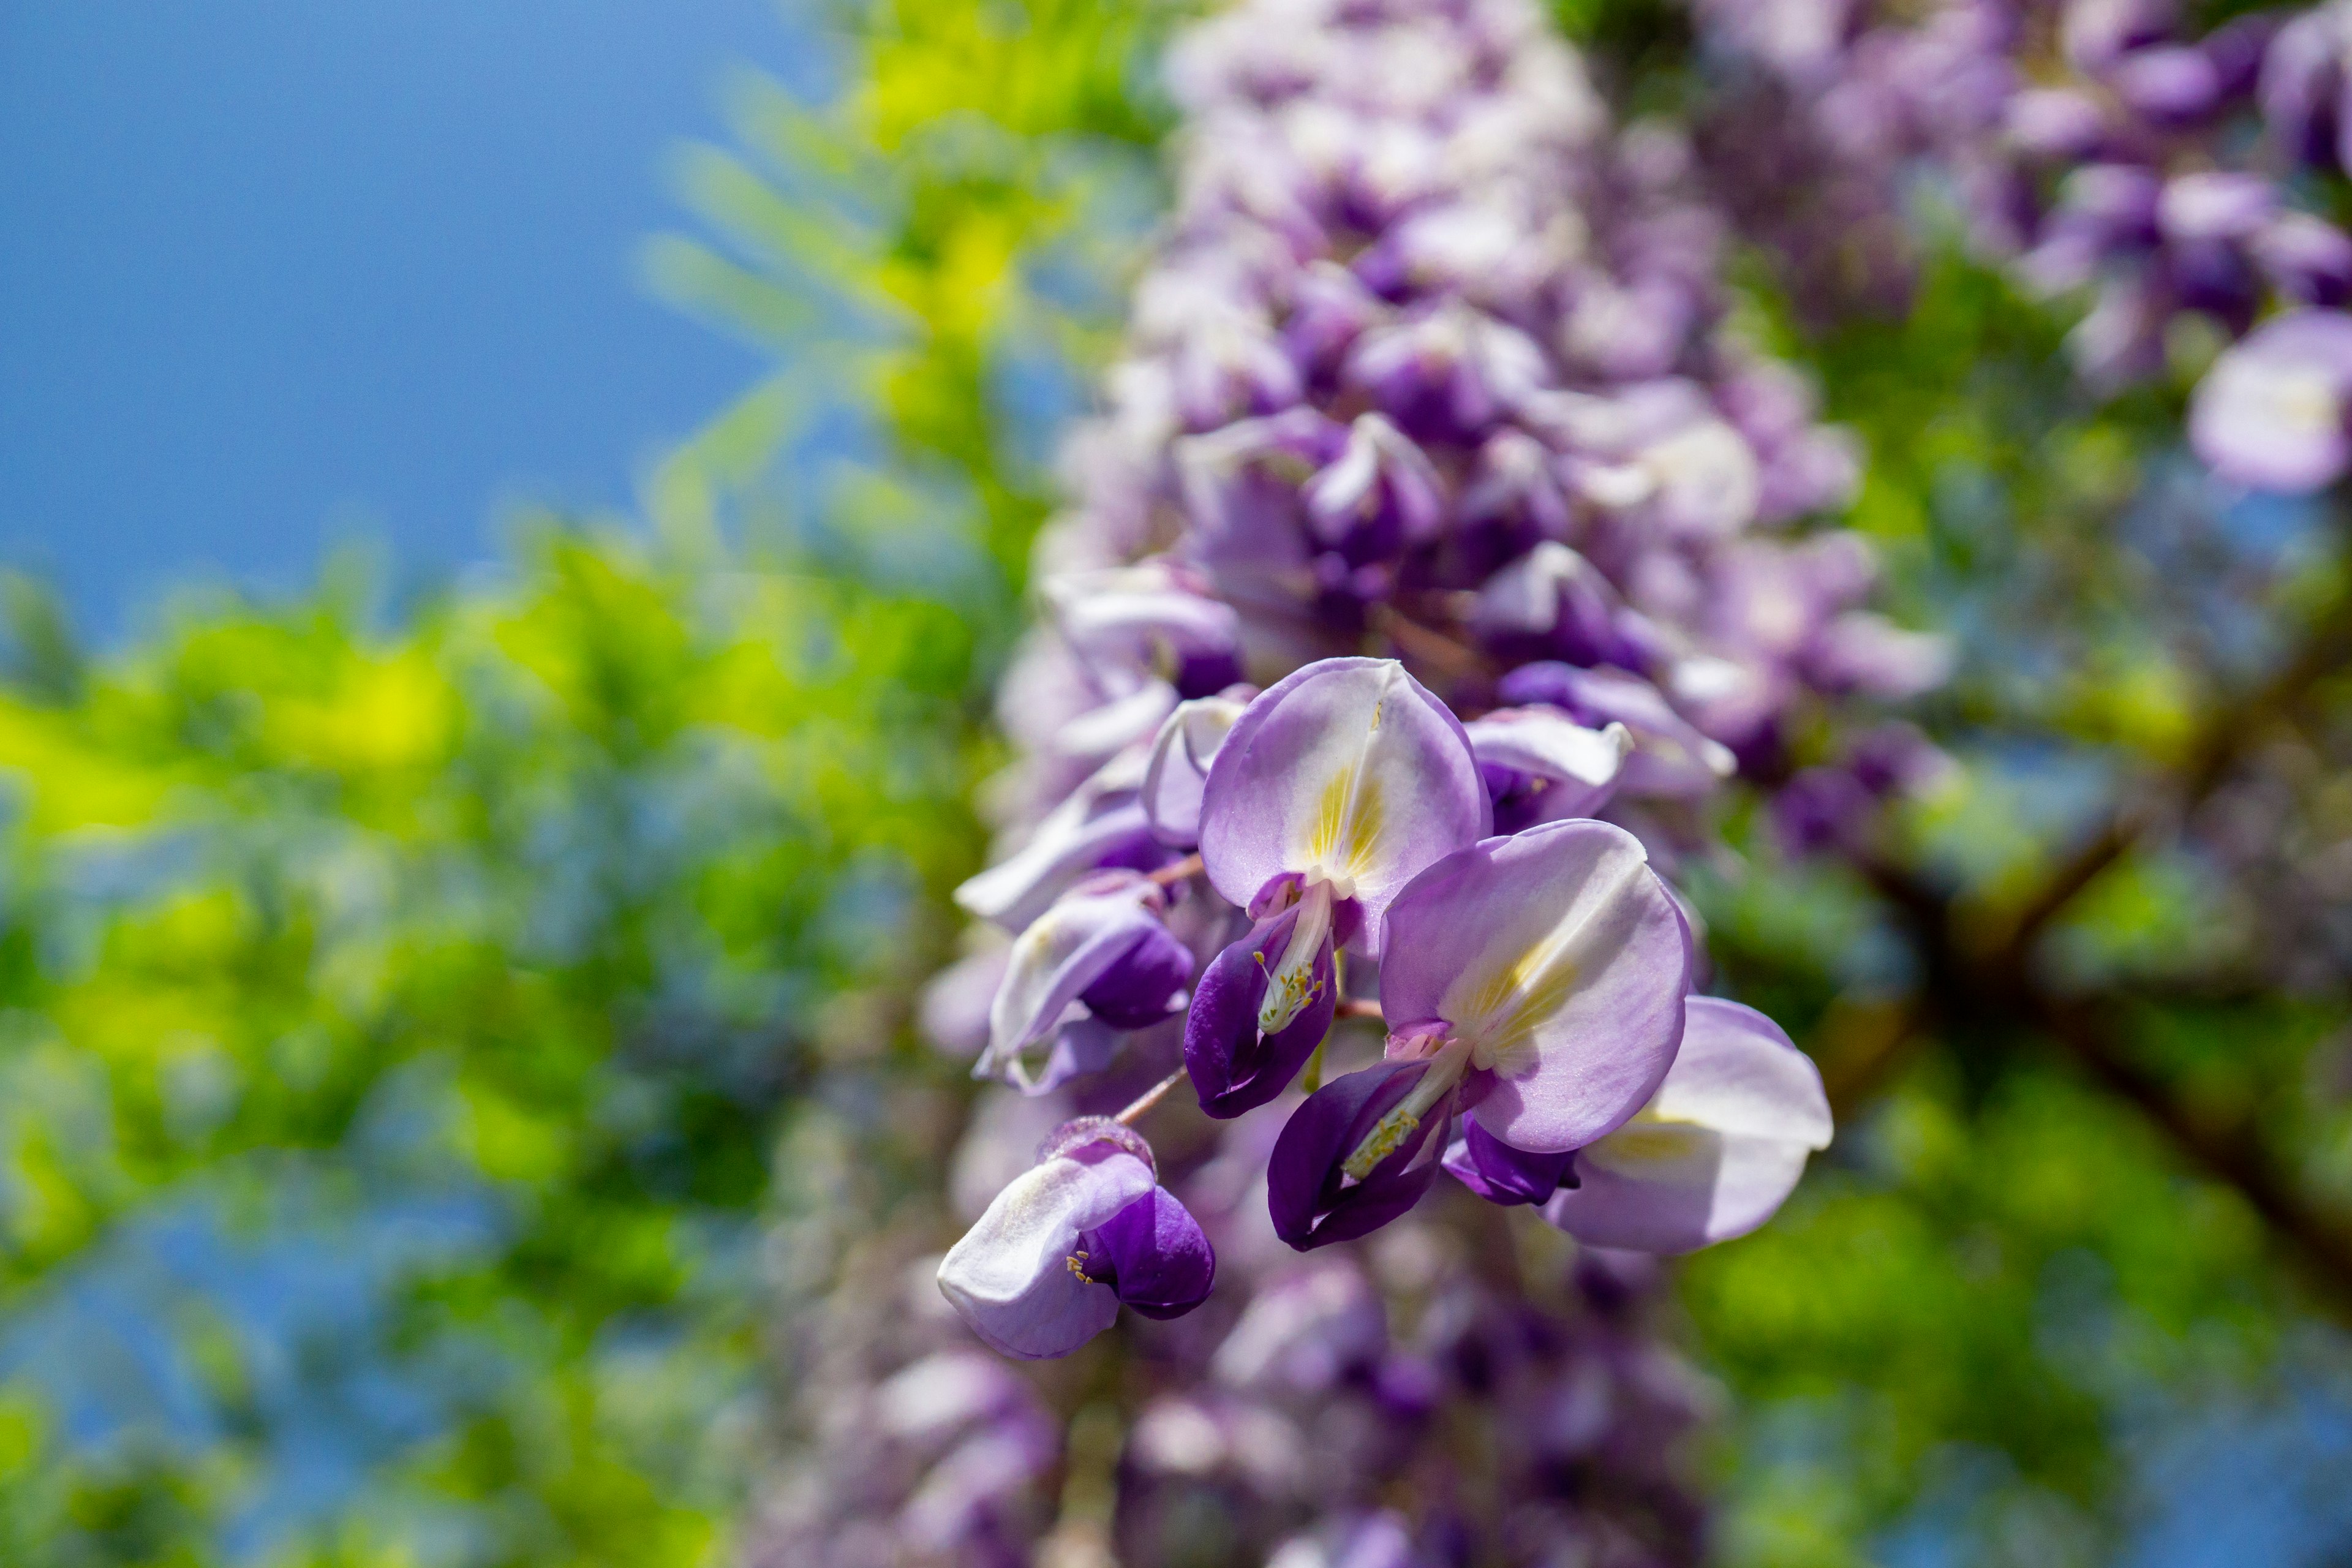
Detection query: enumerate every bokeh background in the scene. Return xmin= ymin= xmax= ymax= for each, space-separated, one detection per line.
xmin=7 ymin=0 xmax=2352 ymax=1564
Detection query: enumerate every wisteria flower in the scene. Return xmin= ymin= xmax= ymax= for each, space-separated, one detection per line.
xmin=1542 ymin=996 xmax=1833 ymax=1252
xmin=1185 ymin=658 xmax=1489 ymax=1115
xmin=976 ymin=870 xmax=1196 ymax=1095
xmin=1268 ymin=818 xmax=1691 ymax=1248
xmin=1141 ymin=691 xmax=1254 ymax=848
xmin=938 ymin=1118 xmax=1216 ymax=1359
xmin=1462 ymin=706 xmax=1633 ymax=832
xmin=2190 ymin=309 xmax=2352 ymax=492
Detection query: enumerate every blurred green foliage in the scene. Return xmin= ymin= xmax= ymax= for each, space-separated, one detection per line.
xmin=0 ymin=0 xmax=1165 ymax=1561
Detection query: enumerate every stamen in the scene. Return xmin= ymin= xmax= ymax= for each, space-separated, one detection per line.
xmin=1257 ymin=879 xmax=1335 ymax=1036
xmin=1341 ymin=1036 xmax=1468 ymax=1180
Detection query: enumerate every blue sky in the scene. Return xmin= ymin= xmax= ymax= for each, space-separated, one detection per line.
xmin=0 ymin=0 xmax=799 ymax=638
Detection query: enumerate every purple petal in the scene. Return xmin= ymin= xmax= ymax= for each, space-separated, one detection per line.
xmin=979 ymin=873 xmax=1186 ymax=1089
xmin=955 ymin=750 xmax=1165 ymax=932
xmin=1199 ymin=658 xmax=1489 ymax=953
xmin=1462 ymin=707 xmax=1632 ymax=826
xmin=1496 ymin=663 xmax=1735 ymax=798
xmin=1442 ymin=1115 xmax=1577 ymax=1206
xmin=1542 ymin=997 xmax=1831 ymax=1253
xmin=1472 ymin=541 xmax=1638 ymax=668
xmin=938 ymin=1130 xmax=1161 ymax=1359
xmin=1183 ymin=908 xmax=1338 ymax=1117
xmin=1267 ymin=1061 xmax=1452 ymax=1250
xmin=1076 ymin=1186 xmax=1217 ymax=1320
xmin=1378 ymin=820 xmax=1692 ymax=1152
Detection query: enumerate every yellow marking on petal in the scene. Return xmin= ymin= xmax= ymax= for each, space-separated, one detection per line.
xmin=1597 ymin=1125 xmax=1697 ymax=1161
xmin=1452 ymin=852 xmax=1648 ymax=1072
xmin=1308 ymin=764 xmax=1357 ymax=866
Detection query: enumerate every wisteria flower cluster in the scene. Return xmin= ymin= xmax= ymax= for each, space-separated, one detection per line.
xmin=1691 ymin=0 xmax=2352 ymax=497
xmin=930 ymin=0 xmax=1902 ymax=1368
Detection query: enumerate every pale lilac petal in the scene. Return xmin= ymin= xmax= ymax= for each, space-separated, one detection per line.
xmin=956 ymin=750 xmax=1159 ymax=932
xmin=2190 ymin=309 xmax=2352 ymax=492
xmin=1496 ymin=663 xmax=1735 ymax=798
xmin=1142 ymin=693 xmax=1251 ymax=848
xmin=1463 ymin=707 xmax=1634 ymax=821
xmin=1638 ymin=418 xmax=1762 ymax=538
xmin=1379 ymin=820 xmax=1692 ymax=1152
xmin=938 ymin=1137 xmax=1158 ymax=1359
xmin=981 ymin=873 xmax=1174 ymax=1081
xmin=1542 ymin=997 xmax=1831 ymax=1253
xmin=1199 ymin=658 xmax=1488 ymax=952
xmin=1805 ymin=612 xmax=1956 ymax=698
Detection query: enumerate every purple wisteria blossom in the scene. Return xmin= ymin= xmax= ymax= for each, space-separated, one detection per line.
xmin=938 ymin=1117 xmax=1215 ymax=1359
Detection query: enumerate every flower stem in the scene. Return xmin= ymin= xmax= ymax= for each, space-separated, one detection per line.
xmin=1147 ymin=853 xmax=1204 ymax=887
xmin=1114 ymin=1067 xmax=1188 ymax=1126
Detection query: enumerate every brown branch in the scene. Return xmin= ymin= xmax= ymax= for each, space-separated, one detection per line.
xmin=2031 ymin=993 xmax=2352 ymax=1322
xmin=1986 ymin=545 xmax=2352 ymax=960
xmin=1368 ymin=603 xmax=1491 ymax=683
xmin=1819 ymin=529 xmax=2352 ymax=1312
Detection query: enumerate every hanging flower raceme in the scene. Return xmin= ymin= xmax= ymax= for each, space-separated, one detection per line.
xmin=922 ymin=0 xmax=1899 ymax=1367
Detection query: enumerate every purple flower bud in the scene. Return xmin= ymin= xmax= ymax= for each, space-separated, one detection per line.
xmin=1212 ymin=1259 xmax=1389 ymax=1390
xmin=2111 ymin=44 xmax=2221 ymax=124
xmin=2004 ymin=86 xmax=2109 ymax=158
xmin=2060 ymin=0 xmax=2173 ymax=79
xmin=1283 ymin=260 xmax=1390 ymax=382
xmin=978 ymin=871 xmax=1192 ymax=1093
xmin=956 ymin=749 xmax=1172 ymax=932
xmin=1042 ymin=562 xmax=1245 ymax=699
xmin=1442 ymin=1115 xmax=1578 ymax=1205
xmin=938 ymin=1118 xmax=1215 ymax=1358
xmin=1461 ymin=706 xmax=1632 ymax=832
xmin=1458 ymin=429 xmax=1576 ymax=549
xmin=1472 ymin=541 xmax=1640 ymax=668
xmin=1267 ymin=1059 xmax=1457 ymax=1250
xmin=2261 ymin=4 xmax=2351 ymax=171
xmin=1341 ymin=301 xmax=1549 ymax=444
xmin=1496 ymin=663 xmax=1738 ymax=798
xmin=1542 ymin=997 xmax=1832 ymax=1253
xmin=1172 ymin=316 xmax=1308 ymax=432
xmin=1302 ymin=414 xmax=1446 ymax=564
xmin=2252 ymin=213 xmax=2352 ymax=307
